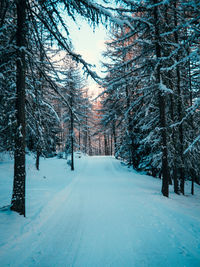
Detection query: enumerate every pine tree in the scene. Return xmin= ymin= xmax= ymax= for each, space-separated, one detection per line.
xmin=5 ymin=0 xmax=116 ymax=215
xmin=101 ymin=0 xmax=200 ymax=196
xmin=11 ymin=0 xmax=27 ymax=216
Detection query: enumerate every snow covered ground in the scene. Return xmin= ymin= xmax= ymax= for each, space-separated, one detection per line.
xmin=0 ymin=153 xmax=200 ymax=267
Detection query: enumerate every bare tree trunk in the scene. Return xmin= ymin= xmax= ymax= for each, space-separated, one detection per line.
xmin=104 ymin=133 xmax=108 ymax=155
xmin=164 ymin=1 xmax=177 ymax=189
xmin=78 ymin=124 xmax=81 ymax=151
xmin=154 ymin=0 xmax=169 ymax=197
xmin=36 ymin=150 xmax=40 ymax=171
xmin=88 ymin=135 xmax=92 ymax=156
xmin=70 ymin=98 xmax=74 ymax=171
xmin=173 ymin=1 xmax=185 ymax=194
xmin=98 ymin=135 xmax=101 ymax=155
xmin=35 ymin=33 xmax=45 ymax=171
xmin=11 ymin=0 xmax=26 ymax=216
xmin=70 ymin=119 xmax=74 ymax=171
xmin=188 ymin=55 xmax=195 ymax=195
xmin=191 ymin=170 xmax=194 ymax=195
xmin=84 ymin=117 xmax=88 ymax=154
xmin=170 ymin=89 xmax=179 ymax=193
xmin=110 ymin=134 xmax=113 ymax=156
xmin=125 ymin=85 xmax=135 ymax=167
xmin=112 ymin=122 xmax=117 ymax=157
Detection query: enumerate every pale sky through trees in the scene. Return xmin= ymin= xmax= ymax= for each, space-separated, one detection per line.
xmin=68 ymin=18 xmax=108 ymax=97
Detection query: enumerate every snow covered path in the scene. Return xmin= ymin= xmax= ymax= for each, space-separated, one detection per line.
xmin=1 ymin=156 xmax=200 ymax=267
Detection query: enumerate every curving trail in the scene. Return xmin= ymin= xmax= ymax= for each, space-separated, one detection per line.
xmin=1 ymin=156 xmax=200 ymax=267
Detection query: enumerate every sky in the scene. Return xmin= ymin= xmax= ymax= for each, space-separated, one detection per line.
xmin=68 ymin=18 xmax=109 ymax=97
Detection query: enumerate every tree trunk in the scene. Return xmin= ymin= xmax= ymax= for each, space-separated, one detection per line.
xmin=88 ymin=135 xmax=92 ymax=156
xmin=125 ymin=84 xmax=135 ymax=167
xmin=110 ymin=134 xmax=113 ymax=156
xmin=98 ymin=135 xmax=101 ymax=155
xmin=104 ymin=133 xmax=108 ymax=155
xmin=70 ymin=100 xmax=74 ymax=171
xmin=170 ymin=91 xmax=179 ymax=193
xmin=78 ymin=124 xmax=81 ymax=151
xmin=84 ymin=117 xmax=88 ymax=154
xmin=153 ymin=0 xmax=169 ymax=197
xmin=71 ymin=131 xmax=74 ymax=171
xmin=174 ymin=1 xmax=185 ymax=195
xmin=112 ymin=122 xmax=117 ymax=157
xmin=36 ymin=150 xmax=40 ymax=171
xmin=11 ymin=0 xmax=26 ymax=216
xmin=191 ymin=170 xmax=194 ymax=195
xmin=187 ymin=44 xmax=195 ymax=195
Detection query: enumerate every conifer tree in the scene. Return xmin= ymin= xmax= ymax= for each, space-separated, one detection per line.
xmin=3 ymin=0 xmax=116 ymax=215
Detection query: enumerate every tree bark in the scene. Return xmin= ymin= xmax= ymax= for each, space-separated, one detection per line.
xmin=125 ymin=82 xmax=134 ymax=167
xmin=153 ymin=0 xmax=169 ymax=197
xmin=173 ymin=1 xmax=185 ymax=194
xmin=110 ymin=134 xmax=113 ymax=156
xmin=112 ymin=121 xmax=117 ymax=157
xmin=84 ymin=116 xmax=88 ymax=154
xmin=104 ymin=133 xmax=107 ymax=155
xmin=70 ymin=96 xmax=74 ymax=171
xmin=36 ymin=150 xmax=40 ymax=171
xmin=98 ymin=135 xmax=101 ymax=155
xmin=78 ymin=124 xmax=81 ymax=151
xmin=187 ymin=41 xmax=195 ymax=195
xmin=170 ymin=88 xmax=179 ymax=193
xmin=11 ymin=0 xmax=26 ymax=216
xmin=88 ymin=135 xmax=92 ymax=156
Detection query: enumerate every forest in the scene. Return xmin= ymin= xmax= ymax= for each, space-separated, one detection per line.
xmin=0 ymin=0 xmax=200 ymax=217
xmin=0 ymin=1 xmax=200 ymax=266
